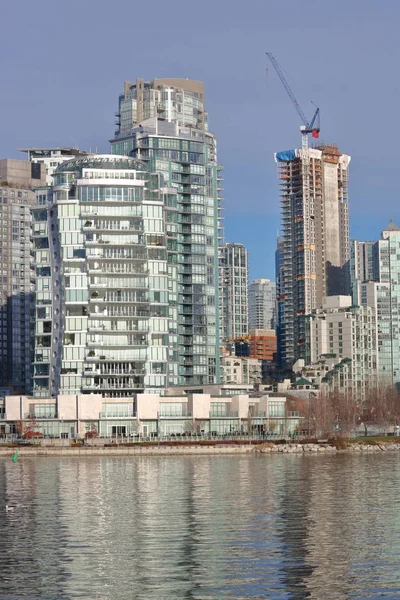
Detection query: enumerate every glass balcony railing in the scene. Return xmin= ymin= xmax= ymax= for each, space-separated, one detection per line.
xmin=158 ymin=411 xmax=192 ymax=418
xmin=209 ymin=411 xmax=239 ymax=418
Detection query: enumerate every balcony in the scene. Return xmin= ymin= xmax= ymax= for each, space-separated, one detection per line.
xmin=83 ymin=381 xmax=143 ymax=391
xmin=89 ymin=282 xmax=108 ymax=289
xmin=85 ymin=354 xmax=147 ymax=363
xmin=87 ymin=340 xmax=147 ymax=348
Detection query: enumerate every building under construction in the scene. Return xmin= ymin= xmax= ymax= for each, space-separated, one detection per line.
xmin=275 ymin=144 xmax=351 ymax=369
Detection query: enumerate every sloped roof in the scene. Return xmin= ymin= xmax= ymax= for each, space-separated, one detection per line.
xmin=292 ymin=377 xmax=313 ymax=386
xmin=384 ymin=219 xmax=400 ymax=232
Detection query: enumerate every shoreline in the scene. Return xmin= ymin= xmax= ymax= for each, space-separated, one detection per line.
xmin=1 ymin=441 xmax=400 ymax=457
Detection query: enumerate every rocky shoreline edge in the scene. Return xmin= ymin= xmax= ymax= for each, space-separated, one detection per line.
xmin=0 ymin=441 xmax=400 ymax=457
xmin=255 ymin=442 xmax=400 ymax=454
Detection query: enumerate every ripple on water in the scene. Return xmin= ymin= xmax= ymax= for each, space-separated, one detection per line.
xmin=1 ymin=454 xmax=400 ymax=599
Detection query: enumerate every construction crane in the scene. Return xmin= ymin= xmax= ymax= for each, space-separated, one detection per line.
xmin=266 ymin=52 xmax=320 ymax=150
xmin=266 ymin=52 xmax=318 ymax=332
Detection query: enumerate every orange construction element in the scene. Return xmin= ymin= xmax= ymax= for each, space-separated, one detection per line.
xmin=248 ymin=329 xmax=277 ymax=362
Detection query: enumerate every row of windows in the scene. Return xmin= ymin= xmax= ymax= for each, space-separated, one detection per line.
xmin=80 ymin=186 xmax=143 ymax=203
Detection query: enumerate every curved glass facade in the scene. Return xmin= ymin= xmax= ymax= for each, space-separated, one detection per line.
xmin=55 ymin=155 xmax=148 ymax=174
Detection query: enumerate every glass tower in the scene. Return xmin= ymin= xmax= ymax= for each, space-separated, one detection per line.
xmin=110 ymin=78 xmax=222 ymax=385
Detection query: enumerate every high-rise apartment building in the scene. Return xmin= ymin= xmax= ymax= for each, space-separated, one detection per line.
xmin=357 ymin=221 xmax=400 ymax=386
xmin=219 ymin=243 xmax=249 ymax=341
xmin=249 ymin=278 xmax=276 ymax=330
xmin=275 ymin=145 xmax=351 ymax=368
xmin=0 ymin=159 xmax=46 ymax=393
xmin=32 ymin=154 xmax=179 ymax=398
xmin=305 ymin=295 xmax=377 ymax=400
xmin=110 ymin=78 xmax=222 ymax=385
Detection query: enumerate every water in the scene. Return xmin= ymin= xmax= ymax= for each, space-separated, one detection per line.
xmin=1 ymin=454 xmax=400 ymax=599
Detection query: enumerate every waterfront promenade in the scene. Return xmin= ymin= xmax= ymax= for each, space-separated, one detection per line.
xmin=2 ymin=439 xmax=400 ymax=457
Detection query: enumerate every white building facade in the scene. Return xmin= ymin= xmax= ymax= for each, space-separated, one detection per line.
xmin=32 ymin=155 xmax=179 ymax=398
xmin=221 ymin=356 xmax=262 ymax=386
xmin=305 ymin=295 xmax=377 ymax=399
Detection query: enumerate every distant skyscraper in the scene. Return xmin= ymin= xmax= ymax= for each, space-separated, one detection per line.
xmin=249 ymin=278 xmax=276 ymax=330
xmin=0 ymin=158 xmax=46 ymax=393
xmin=110 ymin=78 xmax=222 ymax=385
xmin=219 ymin=243 xmax=249 ymax=341
xmin=275 ymin=145 xmax=351 ymax=368
xmin=349 ymin=240 xmax=378 ymax=304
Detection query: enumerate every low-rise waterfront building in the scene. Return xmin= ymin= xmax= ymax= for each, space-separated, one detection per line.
xmin=0 ymin=392 xmax=298 ymax=437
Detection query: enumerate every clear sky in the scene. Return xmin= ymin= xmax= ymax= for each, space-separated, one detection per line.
xmin=2 ymin=0 xmax=399 ymax=281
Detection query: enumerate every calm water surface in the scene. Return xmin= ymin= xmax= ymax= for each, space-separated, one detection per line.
xmin=1 ymin=453 xmax=400 ymax=599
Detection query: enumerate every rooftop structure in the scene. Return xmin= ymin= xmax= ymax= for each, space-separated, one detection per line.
xmin=20 ymin=148 xmax=90 ymax=186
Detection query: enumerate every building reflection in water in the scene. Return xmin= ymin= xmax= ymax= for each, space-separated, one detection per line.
xmin=2 ymin=455 xmax=400 ymax=598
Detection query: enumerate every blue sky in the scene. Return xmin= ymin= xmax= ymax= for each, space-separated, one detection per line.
xmin=2 ymin=0 xmax=399 ymax=281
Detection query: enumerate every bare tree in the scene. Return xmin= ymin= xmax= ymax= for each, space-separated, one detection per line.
xmin=184 ymin=419 xmax=206 ymax=435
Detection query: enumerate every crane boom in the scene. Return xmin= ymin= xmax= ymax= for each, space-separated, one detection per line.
xmin=266 ymin=52 xmax=320 ymax=146
xmin=266 ymin=52 xmax=310 ymax=128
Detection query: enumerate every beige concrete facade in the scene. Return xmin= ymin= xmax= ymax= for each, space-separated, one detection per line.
xmin=221 ymin=356 xmax=262 ymax=386
xmin=0 ymin=158 xmax=46 ymax=188
xmin=0 ymin=392 xmax=293 ymax=438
